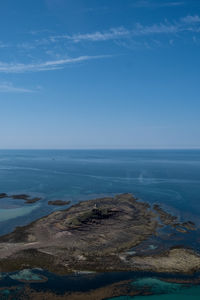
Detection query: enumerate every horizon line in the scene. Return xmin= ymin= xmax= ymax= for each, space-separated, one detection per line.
xmin=0 ymin=148 xmax=200 ymax=151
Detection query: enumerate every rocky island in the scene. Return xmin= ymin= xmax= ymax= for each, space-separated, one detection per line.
xmin=0 ymin=193 xmax=42 ymax=204
xmin=0 ymin=193 xmax=199 ymax=276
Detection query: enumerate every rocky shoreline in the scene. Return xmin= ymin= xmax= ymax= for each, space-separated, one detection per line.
xmin=0 ymin=193 xmax=199 ymax=276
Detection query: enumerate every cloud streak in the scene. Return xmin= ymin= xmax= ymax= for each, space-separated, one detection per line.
xmin=49 ymin=15 xmax=200 ymax=44
xmin=132 ymin=1 xmax=185 ymax=8
xmin=0 ymin=55 xmax=109 ymax=73
xmin=181 ymin=15 xmax=200 ymax=24
xmin=51 ymin=27 xmax=130 ymax=43
xmin=0 ymin=82 xmax=35 ymax=93
xmin=0 ymin=15 xmax=199 ymax=75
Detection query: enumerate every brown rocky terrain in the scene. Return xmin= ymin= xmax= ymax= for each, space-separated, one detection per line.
xmin=0 ymin=194 xmax=199 ymax=275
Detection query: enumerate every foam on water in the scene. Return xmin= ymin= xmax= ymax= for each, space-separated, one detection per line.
xmin=149 ymin=245 xmax=158 ymax=250
xmin=9 ymin=269 xmax=44 ymax=282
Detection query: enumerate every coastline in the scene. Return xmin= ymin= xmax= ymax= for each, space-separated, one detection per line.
xmin=0 ymin=193 xmax=200 ymax=276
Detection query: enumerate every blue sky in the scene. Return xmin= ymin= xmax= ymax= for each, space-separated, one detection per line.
xmin=0 ymin=0 xmax=200 ymax=149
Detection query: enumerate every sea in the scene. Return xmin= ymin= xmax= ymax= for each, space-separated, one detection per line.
xmin=0 ymin=149 xmax=200 ymax=299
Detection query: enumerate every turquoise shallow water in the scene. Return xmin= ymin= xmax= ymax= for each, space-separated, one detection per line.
xmin=0 ymin=149 xmax=200 ymax=297
xmin=1 ymin=272 xmax=200 ymax=298
xmin=109 ymin=287 xmax=200 ymax=300
xmin=108 ymin=278 xmax=200 ymax=299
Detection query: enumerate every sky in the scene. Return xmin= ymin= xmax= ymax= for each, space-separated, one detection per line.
xmin=0 ymin=0 xmax=200 ymax=149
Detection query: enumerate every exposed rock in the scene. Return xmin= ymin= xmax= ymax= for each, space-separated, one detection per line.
xmin=48 ymin=200 xmax=71 ymax=206
xmin=11 ymin=194 xmax=30 ymax=200
xmin=0 ymin=193 xmax=8 ymax=199
xmin=153 ymin=204 xmax=196 ymax=233
xmin=0 ymin=193 xmax=42 ymax=204
xmin=153 ymin=204 xmax=178 ymax=225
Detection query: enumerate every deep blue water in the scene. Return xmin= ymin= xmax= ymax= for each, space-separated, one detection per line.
xmin=0 ymin=149 xmax=200 ymax=298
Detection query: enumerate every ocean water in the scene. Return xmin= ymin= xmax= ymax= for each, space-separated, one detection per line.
xmin=0 ymin=149 xmax=200 ymax=298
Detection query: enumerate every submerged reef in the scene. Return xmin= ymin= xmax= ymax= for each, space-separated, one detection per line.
xmin=0 ymin=194 xmax=199 ymax=275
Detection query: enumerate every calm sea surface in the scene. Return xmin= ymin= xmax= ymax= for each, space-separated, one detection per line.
xmin=0 ymin=149 xmax=200 ymax=298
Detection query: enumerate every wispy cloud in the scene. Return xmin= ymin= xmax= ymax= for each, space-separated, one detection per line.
xmin=0 ymin=42 xmax=9 ymax=48
xmin=132 ymin=1 xmax=185 ymax=8
xmin=29 ymin=29 xmax=54 ymax=35
xmin=0 ymin=55 xmax=109 ymax=73
xmin=50 ymin=25 xmax=174 ymax=44
xmin=162 ymin=1 xmax=185 ymax=6
xmin=0 ymin=82 xmax=35 ymax=93
xmin=50 ymin=15 xmax=200 ymax=44
xmin=0 ymin=15 xmax=199 ymax=74
xmin=52 ymin=27 xmax=130 ymax=43
xmin=181 ymin=15 xmax=200 ymax=24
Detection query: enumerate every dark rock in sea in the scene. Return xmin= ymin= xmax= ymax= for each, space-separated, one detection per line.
xmin=11 ymin=194 xmax=30 ymax=200
xmin=11 ymin=194 xmax=41 ymax=204
xmin=25 ymin=197 xmax=41 ymax=204
xmin=0 ymin=193 xmax=8 ymax=199
xmin=153 ymin=204 xmax=196 ymax=233
xmin=48 ymin=200 xmax=71 ymax=206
